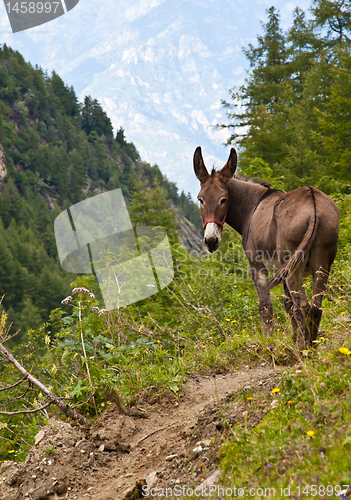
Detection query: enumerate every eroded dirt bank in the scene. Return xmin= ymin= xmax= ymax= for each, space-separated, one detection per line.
xmin=1 ymin=366 xmax=282 ymax=500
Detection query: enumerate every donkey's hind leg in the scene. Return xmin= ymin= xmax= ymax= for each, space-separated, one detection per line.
xmin=308 ymin=265 xmax=330 ymax=344
xmin=283 ymin=280 xmax=298 ymax=337
xmin=285 ymin=271 xmax=310 ymax=350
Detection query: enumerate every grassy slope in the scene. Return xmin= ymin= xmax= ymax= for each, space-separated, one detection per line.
xmin=2 ymin=213 xmax=351 ymax=496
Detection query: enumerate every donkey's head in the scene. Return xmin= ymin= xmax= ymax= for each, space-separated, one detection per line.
xmin=194 ymin=146 xmax=237 ymax=252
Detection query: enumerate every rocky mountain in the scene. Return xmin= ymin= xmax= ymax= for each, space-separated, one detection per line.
xmin=0 ymin=0 xmax=311 ymax=199
xmin=0 ymin=45 xmax=203 ymax=336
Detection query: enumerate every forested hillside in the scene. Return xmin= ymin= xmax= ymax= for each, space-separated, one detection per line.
xmin=220 ymin=0 xmax=351 ymax=193
xmin=0 ymin=44 xmax=200 ymax=336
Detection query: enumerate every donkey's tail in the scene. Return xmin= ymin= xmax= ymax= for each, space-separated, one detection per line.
xmin=268 ymin=187 xmax=317 ymax=290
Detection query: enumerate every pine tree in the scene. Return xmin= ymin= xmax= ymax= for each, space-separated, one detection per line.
xmin=129 ymin=177 xmax=179 ymax=245
xmin=220 ymin=7 xmax=289 ymax=159
xmin=242 ymin=6 xmax=287 ymax=110
xmin=316 ymin=46 xmax=351 ymax=183
xmin=286 ymin=7 xmax=322 ymax=96
xmin=81 ymin=96 xmax=113 ymax=141
xmin=311 ymin=0 xmax=351 ymax=46
xmin=48 ymin=72 xmax=79 ymax=117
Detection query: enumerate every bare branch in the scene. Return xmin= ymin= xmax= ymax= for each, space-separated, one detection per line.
xmin=2 ymin=381 xmax=32 ymax=407
xmin=0 ymin=376 xmax=27 ymax=392
xmin=0 ymin=400 xmax=53 ymax=415
xmin=0 ymin=341 xmax=91 ymax=427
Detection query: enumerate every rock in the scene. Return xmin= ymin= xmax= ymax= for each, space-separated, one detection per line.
xmin=53 ymin=479 xmax=67 ymax=495
xmin=196 ymin=439 xmax=212 ymax=447
xmin=146 ymin=471 xmax=157 ymax=489
xmin=127 ymin=407 xmax=149 ymax=418
xmin=175 ymin=211 xmax=205 ymax=254
xmin=1 ymin=460 xmax=20 ymax=486
xmin=165 ymin=454 xmax=178 ymax=461
xmin=198 ymin=470 xmax=221 ymax=489
xmin=35 ymin=430 xmax=45 ymax=445
xmin=271 ymin=400 xmax=279 ymax=408
xmin=0 ymin=145 xmax=7 ymax=188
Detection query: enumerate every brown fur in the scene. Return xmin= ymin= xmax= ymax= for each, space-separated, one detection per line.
xmin=194 ymin=146 xmax=339 ymax=350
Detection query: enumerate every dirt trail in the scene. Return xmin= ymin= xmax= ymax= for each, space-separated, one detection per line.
xmin=0 ymin=365 xmax=282 ymax=500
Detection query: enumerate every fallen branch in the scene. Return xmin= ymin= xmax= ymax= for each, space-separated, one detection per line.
xmin=0 ymin=341 xmax=91 ymax=427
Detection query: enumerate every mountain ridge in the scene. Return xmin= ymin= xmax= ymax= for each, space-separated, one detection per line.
xmin=0 ymin=44 xmax=203 ymax=337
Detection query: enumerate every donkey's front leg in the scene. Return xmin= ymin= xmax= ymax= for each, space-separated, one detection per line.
xmin=251 ymin=265 xmax=273 ymax=332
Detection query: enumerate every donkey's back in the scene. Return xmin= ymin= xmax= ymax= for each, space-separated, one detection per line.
xmin=249 ymin=186 xmax=339 ymax=284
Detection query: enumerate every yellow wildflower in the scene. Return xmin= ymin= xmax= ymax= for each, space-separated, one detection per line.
xmin=306 ymin=430 xmax=315 ymax=438
xmin=272 ymin=388 xmax=280 ymax=394
xmin=339 ymin=347 xmax=351 ymax=355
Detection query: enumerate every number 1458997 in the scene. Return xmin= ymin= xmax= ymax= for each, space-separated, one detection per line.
xmin=5 ymin=2 xmax=61 ymax=14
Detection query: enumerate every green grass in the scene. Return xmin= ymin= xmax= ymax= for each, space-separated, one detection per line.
xmin=1 ymin=230 xmax=351 ymax=498
xmin=218 ymin=347 xmax=351 ymax=497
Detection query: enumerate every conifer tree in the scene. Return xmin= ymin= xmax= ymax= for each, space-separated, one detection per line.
xmin=316 ymin=47 xmax=351 ymax=183
xmin=220 ymin=7 xmax=288 ymax=155
xmin=286 ymin=7 xmax=322 ymax=96
xmin=129 ymin=177 xmax=179 ymax=246
xmin=311 ymin=0 xmax=351 ymax=45
xmin=81 ymin=96 xmax=113 ymax=141
xmin=242 ymin=6 xmax=287 ymax=110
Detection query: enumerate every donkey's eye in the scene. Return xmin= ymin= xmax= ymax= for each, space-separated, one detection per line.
xmin=198 ymin=198 xmax=204 ymax=205
xmin=220 ymin=198 xmax=227 ymax=205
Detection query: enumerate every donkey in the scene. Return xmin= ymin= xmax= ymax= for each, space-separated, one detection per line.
xmin=194 ymin=146 xmax=339 ymax=350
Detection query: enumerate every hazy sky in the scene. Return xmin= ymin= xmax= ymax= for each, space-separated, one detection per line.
xmin=0 ymin=0 xmax=312 ymax=198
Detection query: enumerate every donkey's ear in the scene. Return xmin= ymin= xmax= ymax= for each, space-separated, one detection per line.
xmin=193 ymin=146 xmax=209 ymax=184
xmin=220 ymin=148 xmax=237 ymax=182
